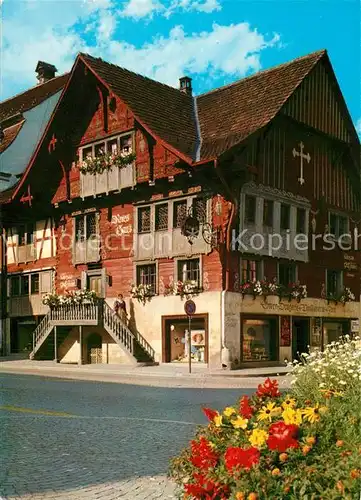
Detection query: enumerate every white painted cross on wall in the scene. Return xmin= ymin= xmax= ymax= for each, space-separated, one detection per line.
xmin=292 ymin=142 xmax=311 ymax=185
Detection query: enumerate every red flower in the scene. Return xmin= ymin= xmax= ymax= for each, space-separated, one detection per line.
xmin=256 ymin=378 xmax=281 ymax=398
xmin=202 ymin=407 xmax=218 ymax=422
xmin=239 ymin=395 xmax=254 ymax=419
xmin=267 ymin=421 xmax=299 ymax=452
xmin=224 ymin=446 xmax=260 ymax=472
xmin=190 ymin=437 xmax=219 ymax=470
xmin=185 ymin=474 xmax=229 ymax=500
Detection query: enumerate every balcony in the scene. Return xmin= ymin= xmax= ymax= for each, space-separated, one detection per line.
xmin=80 ymin=164 xmax=135 ymax=198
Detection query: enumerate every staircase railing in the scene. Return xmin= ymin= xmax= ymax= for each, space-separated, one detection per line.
xmin=102 ymin=301 xmax=155 ymax=360
xmin=32 ymin=312 xmax=52 ymax=353
xmin=103 ymin=301 xmax=134 ymax=354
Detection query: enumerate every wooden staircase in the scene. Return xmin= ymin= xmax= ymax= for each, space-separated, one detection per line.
xmin=30 ymin=299 xmax=156 ymax=363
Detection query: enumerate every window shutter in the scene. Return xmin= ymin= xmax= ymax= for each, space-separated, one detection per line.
xmin=101 ymin=268 xmax=107 ymax=298
xmin=40 ymin=271 xmax=52 ymax=293
xmin=81 ymin=271 xmax=87 ymax=289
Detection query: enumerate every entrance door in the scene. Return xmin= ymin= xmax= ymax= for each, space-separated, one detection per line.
xmin=88 ymin=275 xmax=102 ymax=295
xmin=292 ymin=318 xmax=309 ymax=360
xmin=87 ymin=333 xmax=102 ymax=364
xmin=163 ymin=316 xmax=208 ymax=363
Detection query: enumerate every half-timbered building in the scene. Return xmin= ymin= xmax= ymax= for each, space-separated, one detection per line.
xmin=0 ymin=49 xmax=359 ymax=368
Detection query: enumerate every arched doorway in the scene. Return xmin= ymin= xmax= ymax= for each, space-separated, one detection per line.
xmin=87 ymin=333 xmax=102 ymax=364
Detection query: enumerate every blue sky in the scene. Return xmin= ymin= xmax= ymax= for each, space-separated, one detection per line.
xmin=1 ymin=0 xmax=360 ymax=133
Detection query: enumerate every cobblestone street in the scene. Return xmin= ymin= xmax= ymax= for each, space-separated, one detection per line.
xmin=0 ymin=374 xmax=252 ymax=499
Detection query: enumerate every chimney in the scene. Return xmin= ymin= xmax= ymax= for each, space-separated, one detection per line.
xmin=179 ymin=76 xmax=192 ymax=96
xmin=35 ymin=61 xmax=57 ymax=84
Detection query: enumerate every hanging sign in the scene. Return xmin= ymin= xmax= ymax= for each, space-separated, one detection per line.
xmin=184 ymin=300 xmax=196 ymax=316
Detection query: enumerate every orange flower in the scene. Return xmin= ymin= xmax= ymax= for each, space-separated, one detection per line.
xmin=350 ymin=469 xmax=361 ymax=479
xmin=271 ymin=468 xmax=281 ymax=476
xmin=279 ymin=453 xmax=288 ymax=462
xmin=283 ymin=486 xmax=290 ymax=493
xmin=302 ymin=445 xmax=312 ymax=455
xmin=236 ymin=493 xmax=246 ymax=500
xmin=248 ymin=494 xmax=258 ymax=500
xmin=336 ymin=481 xmax=344 ymax=493
xmin=336 ymin=440 xmax=344 ymax=447
xmin=306 ymin=436 xmax=316 ymax=445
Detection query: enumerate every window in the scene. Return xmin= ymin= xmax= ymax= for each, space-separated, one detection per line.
xmin=75 ymin=213 xmax=97 ymax=241
xmin=329 ymin=213 xmax=348 ymax=238
xmin=263 ymin=200 xmax=273 ymax=227
xmin=296 ymin=208 xmax=306 ymax=234
xmin=94 ymin=142 xmax=105 ymax=157
xmin=20 ymin=275 xmax=29 ymax=296
xmin=326 ymin=270 xmax=343 ymax=296
xmin=178 ymin=258 xmax=200 ymax=285
xmin=173 ymin=200 xmax=187 ymax=228
xmin=280 ymin=204 xmax=290 ymax=231
xmin=10 ymin=276 xmax=20 ymax=297
xmin=120 ymin=135 xmax=132 ymax=154
xmin=245 ymin=195 xmax=256 ymax=224
xmin=241 ymin=259 xmax=262 ymax=282
xmin=138 ymin=207 xmax=151 ymax=233
xmin=193 ymin=198 xmax=207 ymax=224
xmin=278 ymin=262 xmax=297 ymax=287
xmin=31 ymin=273 xmax=40 ymax=294
xmin=80 ymin=134 xmax=133 ymax=161
xmin=155 ymin=204 xmax=168 ymax=231
xmin=17 ymin=224 xmax=34 ymax=246
xmin=242 ymin=318 xmax=278 ymax=362
xmin=136 ymin=264 xmax=156 ymax=294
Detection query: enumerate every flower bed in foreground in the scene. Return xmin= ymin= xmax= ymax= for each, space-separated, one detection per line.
xmin=169 ymin=336 xmax=361 ymax=499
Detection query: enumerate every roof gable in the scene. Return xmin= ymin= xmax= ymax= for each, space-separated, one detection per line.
xmin=196 ymin=50 xmax=326 ymax=159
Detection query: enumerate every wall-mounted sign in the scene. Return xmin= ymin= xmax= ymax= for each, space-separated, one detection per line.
xmin=184 ymin=300 xmax=196 ymax=316
xmin=351 ymin=320 xmax=359 ymax=333
xmin=344 ymin=254 xmax=358 ymax=271
xmin=280 ymin=316 xmax=291 ymax=347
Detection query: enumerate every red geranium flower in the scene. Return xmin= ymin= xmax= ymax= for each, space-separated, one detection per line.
xmin=224 ymin=446 xmax=260 ymax=472
xmin=256 ymin=377 xmax=281 ymax=398
xmin=267 ymin=421 xmax=299 ymax=452
xmin=190 ymin=437 xmax=219 ymax=470
xmin=202 ymin=407 xmax=218 ymax=422
xmin=239 ymin=395 xmax=254 ymax=419
xmin=185 ymin=474 xmax=229 ymax=500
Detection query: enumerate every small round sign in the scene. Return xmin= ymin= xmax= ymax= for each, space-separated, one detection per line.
xmin=184 ymin=299 xmax=196 ymax=316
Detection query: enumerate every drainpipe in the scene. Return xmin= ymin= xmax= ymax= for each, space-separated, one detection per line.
xmin=214 ymin=159 xmax=237 ymax=368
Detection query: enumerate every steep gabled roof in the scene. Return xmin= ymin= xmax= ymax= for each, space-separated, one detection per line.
xmin=196 ymin=50 xmax=326 ymax=158
xmin=80 ymin=54 xmax=198 ymax=161
xmin=0 ymin=73 xmax=69 ymax=123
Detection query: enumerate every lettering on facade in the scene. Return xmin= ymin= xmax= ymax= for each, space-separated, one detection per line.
xmin=111 ymin=214 xmax=132 ymax=236
xmin=59 ymin=273 xmax=75 ymax=290
xmin=259 ymin=302 xmax=337 ymax=315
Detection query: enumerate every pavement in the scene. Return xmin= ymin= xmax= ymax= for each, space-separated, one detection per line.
xmin=0 ymin=373 xmax=259 ymax=500
xmin=0 ymin=358 xmax=292 ymax=389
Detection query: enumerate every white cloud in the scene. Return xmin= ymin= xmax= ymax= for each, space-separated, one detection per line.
xmin=1 ymin=0 xmax=280 ymax=100
xmin=121 ymin=0 xmax=164 ymax=19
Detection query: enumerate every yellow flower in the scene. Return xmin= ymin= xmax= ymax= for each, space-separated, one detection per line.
xmin=232 ymin=416 xmax=248 ymax=429
xmin=257 ymin=402 xmax=282 ymax=422
xmin=249 ymin=429 xmax=269 ymax=448
xmin=281 ymin=396 xmax=296 ymax=409
xmin=271 ymin=468 xmax=281 ymax=476
xmin=302 ymin=405 xmax=327 ymax=424
xmin=236 ymin=493 xmax=245 ymax=500
xmin=282 ymin=407 xmax=303 ymax=425
xmin=306 ymin=436 xmax=316 ymax=446
xmin=213 ymin=414 xmax=223 ymax=427
xmin=223 ymin=406 xmax=236 ymax=417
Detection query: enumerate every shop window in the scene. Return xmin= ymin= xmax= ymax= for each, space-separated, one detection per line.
xmin=164 ymin=317 xmax=207 ymax=363
xmin=263 ymin=200 xmax=273 ymax=227
xmin=244 ymin=195 xmax=256 ymax=224
xmin=241 ymin=259 xmax=262 ymax=282
xmin=178 ymin=258 xmax=200 ymax=285
xmin=280 ymin=204 xmax=290 ymax=230
xmin=138 ymin=206 xmax=151 ymax=233
xmin=155 ymin=204 xmax=168 ymax=231
xmin=296 ymin=208 xmax=306 ymax=234
xmin=136 ymin=264 xmax=156 ymax=294
xmin=326 ymin=269 xmax=343 ymax=296
xmin=278 ymin=262 xmax=297 ymax=287
xmin=242 ymin=318 xmax=278 ymax=362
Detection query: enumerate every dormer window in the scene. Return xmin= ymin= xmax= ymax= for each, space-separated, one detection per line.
xmin=79 ymin=132 xmax=133 ymax=162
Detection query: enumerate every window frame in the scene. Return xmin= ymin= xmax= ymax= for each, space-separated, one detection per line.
xmin=280 ymin=203 xmax=291 ymax=231
xmin=136 ymin=263 xmax=157 ymax=295
xmin=244 ymin=195 xmax=257 ymax=225
xmin=177 ymin=257 xmax=201 ymax=287
xmin=278 ymin=262 xmax=297 ymax=287
xmin=328 ymin=212 xmax=349 ymax=239
xmin=326 ymin=269 xmax=343 ymax=296
xmin=173 ymin=200 xmax=188 ymax=229
xmin=138 ymin=206 xmax=152 ymax=234
xmin=263 ymin=200 xmax=274 ymax=228
xmin=155 ymin=203 xmax=169 ymax=232
xmin=296 ymin=208 xmax=306 ymax=234
xmin=241 ymin=258 xmax=263 ymax=283
xmin=79 ymin=131 xmax=134 ymax=163
xmin=30 ymin=273 xmax=40 ymax=295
